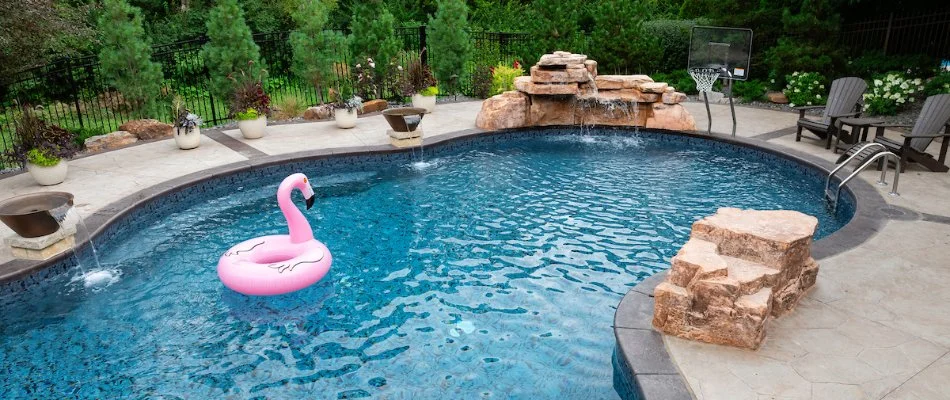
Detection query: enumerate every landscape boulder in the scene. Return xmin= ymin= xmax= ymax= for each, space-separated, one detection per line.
xmin=118 ymin=119 xmax=174 ymax=140
xmin=84 ymin=131 xmax=138 ymax=153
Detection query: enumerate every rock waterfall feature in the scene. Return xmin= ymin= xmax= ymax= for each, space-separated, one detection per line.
xmin=476 ymin=51 xmax=696 ymax=131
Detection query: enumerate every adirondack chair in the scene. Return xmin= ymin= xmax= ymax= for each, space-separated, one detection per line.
xmin=795 ymin=77 xmax=867 ymax=148
xmin=871 ymin=94 xmax=950 ymax=172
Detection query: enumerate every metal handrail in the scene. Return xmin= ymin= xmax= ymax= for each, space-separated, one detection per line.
xmin=824 ymin=142 xmax=887 ymax=195
xmin=827 ymin=150 xmax=901 ymax=209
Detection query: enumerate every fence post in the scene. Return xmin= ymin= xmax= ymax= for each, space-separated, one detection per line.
xmin=206 ymin=67 xmax=219 ymax=125
xmin=883 ymin=12 xmax=894 ymax=55
xmin=67 ymin=58 xmax=85 ymax=129
xmin=419 ymin=25 xmax=428 ymax=65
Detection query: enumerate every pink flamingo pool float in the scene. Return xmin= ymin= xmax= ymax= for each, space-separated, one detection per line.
xmin=217 ymin=173 xmax=332 ymax=296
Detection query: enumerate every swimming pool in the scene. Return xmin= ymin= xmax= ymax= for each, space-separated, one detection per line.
xmin=0 ymin=129 xmax=854 ymax=399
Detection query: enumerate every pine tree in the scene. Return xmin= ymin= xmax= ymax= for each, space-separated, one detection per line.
xmin=427 ymin=0 xmax=472 ymax=95
xmin=349 ymin=1 xmax=401 ymax=98
xmin=203 ymin=0 xmax=266 ymax=104
xmin=290 ymin=0 xmax=346 ymax=96
xmin=97 ymin=0 xmax=164 ymax=118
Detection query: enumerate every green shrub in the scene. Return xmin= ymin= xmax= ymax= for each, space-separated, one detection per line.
xmin=520 ymin=0 xmax=589 ymax=65
xmin=349 ymin=1 xmax=401 ymax=98
xmin=765 ymin=39 xmax=837 ymax=88
xmin=846 ymin=51 xmax=938 ymax=80
xmin=924 ymin=72 xmax=950 ymax=96
xmin=428 ymin=0 xmax=473 ymax=95
xmin=202 ymin=0 xmax=265 ymax=103
xmin=471 ymin=64 xmax=493 ymax=98
xmin=69 ymin=127 xmax=107 ymax=148
xmin=274 ymin=95 xmax=306 ymax=119
xmin=490 ymin=63 xmax=524 ymax=95
xmin=731 ymin=80 xmax=768 ymax=102
xmin=420 ymin=86 xmax=439 ymax=96
xmin=783 ymin=72 xmax=827 ymax=107
xmin=26 ymin=148 xmax=61 ymax=167
xmin=651 ymin=69 xmax=697 ymax=95
xmin=642 ymin=18 xmax=709 ymax=73
xmin=863 ymin=72 xmax=924 ymax=116
xmin=290 ymin=0 xmax=346 ymax=92
xmin=589 ymin=0 xmax=659 ymax=74
xmin=97 ymin=0 xmax=164 ymax=118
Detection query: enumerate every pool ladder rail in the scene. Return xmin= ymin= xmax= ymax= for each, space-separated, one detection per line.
xmin=825 ymin=142 xmax=900 ymax=210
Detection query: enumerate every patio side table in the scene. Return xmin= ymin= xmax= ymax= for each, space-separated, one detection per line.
xmin=834 ymin=117 xmax=885 ymax=153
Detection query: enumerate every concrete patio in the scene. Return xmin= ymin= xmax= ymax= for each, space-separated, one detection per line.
xmin=1 ymin=100 xmax=949 ymax=399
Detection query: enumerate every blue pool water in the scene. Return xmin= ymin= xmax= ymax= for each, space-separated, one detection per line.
xmin=0 ymin=131 xmax=852 ymax=399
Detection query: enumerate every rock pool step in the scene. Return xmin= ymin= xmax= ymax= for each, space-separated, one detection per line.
xmin=669 ymin=238 xmax=782 ymax=296
xmin=691 ymin=207 xmax=818 ymax=271
xmin=653 ymin=208 xmax=820 ymax=349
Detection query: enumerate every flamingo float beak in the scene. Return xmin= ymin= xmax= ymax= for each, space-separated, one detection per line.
xmin=301 ymin=179 xmax=317 ymax=210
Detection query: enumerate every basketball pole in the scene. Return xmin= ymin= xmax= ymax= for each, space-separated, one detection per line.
xmin=703 ymin=91 xmax=712 ymax=134
xmin=710 ymin=42 xmax=737 ymax=137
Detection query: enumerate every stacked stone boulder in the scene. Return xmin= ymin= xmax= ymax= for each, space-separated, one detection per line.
xmin=476 ymin=51 xmax=695 ymax=131
xmin=652 ymin=208 xmax=820 ymax=350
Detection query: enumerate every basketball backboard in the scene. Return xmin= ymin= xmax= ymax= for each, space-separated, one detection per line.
xmin=688 ymin=26 xmax=753 ymax=81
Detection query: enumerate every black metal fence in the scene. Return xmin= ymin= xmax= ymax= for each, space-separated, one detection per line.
xmin=840 ymin=11 xmax=950 ymax=58
xmin=0 ymin=26 xmax=528 ymax=162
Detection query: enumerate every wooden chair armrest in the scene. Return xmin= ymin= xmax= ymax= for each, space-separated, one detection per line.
xmin=794 ymin=105 xmax=825 ymax=118
xmin=871 ymin=123 xmax=914 ymax=128
xmin=900 ymin=132 xmax=950 ymax=138
xmin=828 ymin=111 xmax=862 ymax=119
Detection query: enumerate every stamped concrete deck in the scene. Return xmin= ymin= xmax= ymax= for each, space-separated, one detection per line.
xmin=2 ymin=100 xmax=949 ymax=399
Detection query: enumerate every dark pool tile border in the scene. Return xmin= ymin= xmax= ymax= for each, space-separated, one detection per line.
xmin=613 ymin=271 xmax=693 ymax=400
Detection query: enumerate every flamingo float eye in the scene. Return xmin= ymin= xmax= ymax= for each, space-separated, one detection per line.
xmin=303 ymin=178 xmax=308 ymax=183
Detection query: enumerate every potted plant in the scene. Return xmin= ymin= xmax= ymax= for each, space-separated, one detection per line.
xmin=171 ymin=96 xmax=202 ymax=149
xmin=230 ymin=67 xmax=271 ymax=139
xmin=1 ymin=108 xmax=78 ymax=186
xmin=399 ymin=57 xmax=439 ymax=113
xmin=329 ymin=88 xmax=363 ymax=129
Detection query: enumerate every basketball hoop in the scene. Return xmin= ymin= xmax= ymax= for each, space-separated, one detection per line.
xmin=689 ymin=68 xmax=721 ymax=93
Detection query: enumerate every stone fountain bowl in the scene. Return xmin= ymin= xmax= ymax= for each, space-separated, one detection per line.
xmin=0 ymin=192 xmax=74 ymax=238
xmin=382 ymin=107 xmax=426 ymax=132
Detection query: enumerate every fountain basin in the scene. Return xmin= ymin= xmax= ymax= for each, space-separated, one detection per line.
xmin=0 ymin=192 xmax=74 ymax=238
xmin=382 ymin=107 xmax=426 ymax=132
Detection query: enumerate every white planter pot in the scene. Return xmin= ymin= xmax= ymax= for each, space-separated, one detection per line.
xmin=174 ymin=127 xmax=201 ymax=149
xmin=238 ymin=116 xmax=267 ymax=139
xmin=334 ymin=108 xmax=358 ymax=129
xmin=27 ymin=160 xmax=68 ymax=186
xmin=411 ymin=94 xmax=437 ymax=113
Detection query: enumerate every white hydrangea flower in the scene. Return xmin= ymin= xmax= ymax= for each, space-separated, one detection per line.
xmin=874 ymin=79 xmax=883 ymax=86
xmin=794 ymin=88 xmax=800 ymax=92
xmin=807 ymin=101 xmax=812 ymax=105
xmin=815 ymin=94 xmax=820 ymax=99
